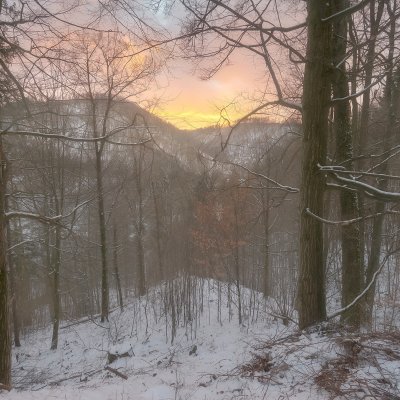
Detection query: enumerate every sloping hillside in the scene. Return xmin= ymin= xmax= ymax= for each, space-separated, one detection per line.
xmin=4 ymin=278 xmax=399 ymax=400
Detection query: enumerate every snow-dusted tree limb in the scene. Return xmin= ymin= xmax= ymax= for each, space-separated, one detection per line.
xmin=2 ymin=127 xmax=152 ymax=145
xmin=105 ymin=138 xmax=151 ymax=146
xmin=327 ymin=250 xmax=394 ymax=321
xmin=305 ymin=208 xmax=400 ymax=226
xmin=329 ymin=174 xmax=400 ymax=202
xmin=320 ymin=167 xmax=400 ymax=181
xmin=319 ymin=164 xmax=400 ymax=202
xmin=5 ymin=211 xmax=63 ymax=225
xmin=321 ymin=0 xmax=371 ymax=22
xmin=331 ymin=76 xmax=383 ymax=102
xmin=7 ymin=240 xmax=34 ymax=252
xmin=349 ymin=143 xmax=400 ymax=163
xmin=6 ymin=197 xmax=95 ymax=225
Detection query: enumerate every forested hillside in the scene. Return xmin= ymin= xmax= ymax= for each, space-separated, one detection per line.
xmin=1 ymin=1 xmax=400 ymax=399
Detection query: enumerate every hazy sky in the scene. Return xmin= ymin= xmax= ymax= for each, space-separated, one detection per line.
xmin=152 ymin=53 xmax=267 ymax=130
xmin=67 ymin=0 xmax=302 ymax=130
xmin=146 ymin=1 xmax=304 ymax=130
xmin=146 ymin=1 xmax=270 ymax=130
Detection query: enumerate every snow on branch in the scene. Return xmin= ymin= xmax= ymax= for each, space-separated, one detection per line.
xmin=305 ymin=208 xmax=400 ymax=226
xmin=7 ymin=240 xmax=34 ymax=252
xmin=6 ymin=197 xmax=94 ymax=226
xmin=322 ymin=168 xmax=400 ymax=181
xmin=321 ymin=0 xmax=371 ymax=22
xmin=320 ymin=164 xmax=400 ymax=202
xmin=2 ymin=128 xmax=152 ymax=145
xmin=331 ymin=76 xmax=383 ymax=102
xmin=331 ymin=174 xmax=400 ymax=202
xmin=5 ymin=211 xmax=63 ymax=225
xmin=327 ymin=249 xmax=395 ymax=321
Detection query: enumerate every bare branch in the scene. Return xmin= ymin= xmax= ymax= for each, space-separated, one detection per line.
xmin=5 ymin=211 xmax=63 ymax=225
xmin=322 ymin=0 xmax=371 ymax=22
xmin=2 ymin=129 xmax=151 ymax=145
xmin=214 ymin=158 xmax=299 ymax=193
xmin=327 ymin=250 xmax=395 ymax=320
xmin=305 ymin=208 xmax=400 ymax=226
xmin=329 ymin=173 xmax=400 ymax=202
xmin=218 ymin=99 xmax=301 ymax=153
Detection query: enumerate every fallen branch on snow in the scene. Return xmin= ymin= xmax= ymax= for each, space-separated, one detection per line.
xmin=105 ymin=366 xmax=128 ymax=380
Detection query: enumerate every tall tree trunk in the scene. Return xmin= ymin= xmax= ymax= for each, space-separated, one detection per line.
xmin=298 ymin=0 xmax=332 ymax=329
xmin=261 ymin=188 xmax=270 ymax=298
xmin=0 ymin=139 xmax=11 ymax=388
xmin=95 ymin=144 xmax=109 ymax=322
xmin=50 ymin=224 xmax=61 ymax=350
xmin=233 ymin=199 xmax=242 ymax=325
xmin=5 ymin=202 xmax=20 ymax=348
xmin=332 ymin=0 xmax=362 ymax=329
xmin=364 ymin=10 xmax=399 ymax=326
xmin=134 ymin=148 xmax=146 ymax=297
xmin=51 ymin=142 xmax=64 ymax=349
xmin=136 ymin=183 xmax=146 ymax=297
xmin=89 ymin=97 xmax=110 ymax=323
xmin=151 ymin=181 xmax=164 ymax=281
xmin=356 ymin=0 xmax=384 ymax=279
xmin=7 ymin=244 xmax=20 ymax=348
xmin=112 ymin=222 xmax=123 ymax=311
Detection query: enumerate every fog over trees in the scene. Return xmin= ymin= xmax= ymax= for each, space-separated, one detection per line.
xmin=1 ymin=1 xmax=400 ymax=398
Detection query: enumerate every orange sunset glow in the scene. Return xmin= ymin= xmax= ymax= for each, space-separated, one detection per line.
xmin=151 ymin=53 xmax=267 ymax=130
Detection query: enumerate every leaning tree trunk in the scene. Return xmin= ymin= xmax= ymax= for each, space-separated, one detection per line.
xmin=332 ymin=0 xmax=362 ymax=329
xmin=0 ymin=139 xmax=11 ymax=389
xmin=298 ymin=0 xmax=332 ymax=330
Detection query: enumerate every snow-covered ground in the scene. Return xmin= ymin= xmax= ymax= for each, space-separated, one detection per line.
xmin=4 ymin=279 xmax=400 ymax=399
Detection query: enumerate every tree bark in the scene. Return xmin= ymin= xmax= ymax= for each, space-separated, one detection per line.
xmin=355 ymin=0 xmax=384 ymax=278
xmin=261 ymin=188 xmax=270 ymax=298
xmin=95 ymin=143 xmax=109 ymax=322
xmin=233 ymin=197 xmax=242 ymax=325
xmin=50 ymin=224 xmax=61 ymax=350
xmin=332 ymin=0 xmax=362 ymax=329
xmin=51 ymin=142 xmax=64 ymax=349
xmin=364 ymin=12 xmax=400 ymax=326
xmin=298 ymin=0 xmax=332 ymax=329
xmin=0 ymin=138 xmax=11 ymax=388
xmin=134 ymin=147 xmax=146 ymax=297
xmin=151 ymin=181 xmax=164 ymax=281
xmin=112 ymin=222 xmax=123 ymax=311
xmin=6 ymin=210 xmax=20 ymax=347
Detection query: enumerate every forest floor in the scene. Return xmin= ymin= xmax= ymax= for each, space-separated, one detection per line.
xmin=3 ymin=279 xmax=400 ymax=400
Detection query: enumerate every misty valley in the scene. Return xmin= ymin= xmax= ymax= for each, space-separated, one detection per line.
xmin=1 ymin=1 xmax=400 ymax=399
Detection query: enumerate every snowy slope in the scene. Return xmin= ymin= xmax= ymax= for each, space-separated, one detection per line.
xmin=4 ymin=279 xmax=400 ymax=400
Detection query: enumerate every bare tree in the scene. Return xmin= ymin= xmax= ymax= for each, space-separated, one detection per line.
xmin=60 ymin=31 xmax=156 ymax=320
